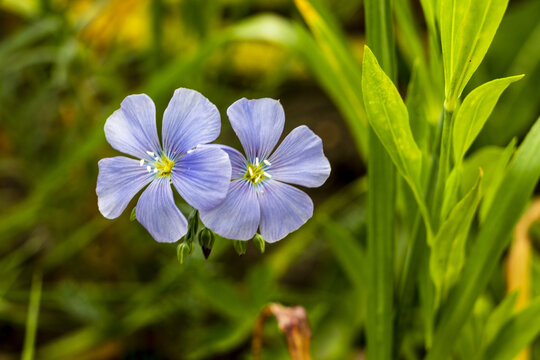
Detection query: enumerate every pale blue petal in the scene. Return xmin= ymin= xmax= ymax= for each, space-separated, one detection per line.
xmin=162 ymin=88 xmax=220 ymax=160
xmin=104 ymin=94 xmax=161 ymax=160
xmin=198 ymin=144 xmax=247 ymax=179
xmin=136 ymin=178 xmax=187 ymax=243
xmin=268 ymin=126 xmax=331 ymax=187
xmin=171 ymin=146 xmax=232 ymax=211
xmin=227 ymin=98 xmax=284 ymax=161
xmin=97 ymin=157 xmax=154 ymax=219
xmin=199 ymin=180 xmax=260 ymax=240
xmin=258 ymin=180 xmax=313 ymax=243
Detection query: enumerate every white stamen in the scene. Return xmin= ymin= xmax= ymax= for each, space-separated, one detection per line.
xmin=263 ymin=172 xmax=272 ymax=178
xmin=263 ymin=159 xmax=271 ymax=166
xmin=248 ymin=167 xmax=253 ymax=176
xmin=146 ymin=165 xmax=151 ymax=173
xmin=187 ymin=149 xmax=194 ymax=154
xmin=255 ymin=175 xmax=261 ymax=183
xmin=255 ymin=157 xmax=259 ymax=166
xmin=139 ymin=159 xmax=145 ymax=166
xmin=153 ymin=168 xmax=158 ymax=173
xmin=260 ymin=190 xmax=264 ymax=194
xmin=146 ymin=151 xmax=155 ymax=157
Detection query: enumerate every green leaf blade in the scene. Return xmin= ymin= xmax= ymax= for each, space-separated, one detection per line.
xmin=480 ymin=296 xmax=540 ymax=360
xmin=453 ymin=75 xmax=524 ymax=163
xmin=361 ymin=46 xmax=423 ymax=191
xmin=427 ymin=117 xmax=540 ymax=360
xmin=322 ymin=220 xmax=367 ymax=292
xmin=441 ymin=0 xmax=510 ymax=109
xmin=430 ymin=172 xmax=482 ymax=304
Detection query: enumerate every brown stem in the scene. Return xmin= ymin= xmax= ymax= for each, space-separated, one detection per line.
xmin=252 ymin=303 xmax=312 ymax=360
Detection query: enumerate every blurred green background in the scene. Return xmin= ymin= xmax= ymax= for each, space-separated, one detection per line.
xmin=0 ymin=0 xmax=539 ymax=359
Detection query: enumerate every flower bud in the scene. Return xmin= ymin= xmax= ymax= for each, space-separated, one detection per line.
xmin=252 ymin=233 xmax=265 ymax=253
xmin=198 ymin=228 xmax=215 ymax=259
xmin=130 ymin=207 xmax=137 ymax=222
xmin=177 ymin=242 xmax=192 ymax=264
xmin=233 ymin=240 xmax=247 ymax=256
xmin=184 ymin=209 xmax=199 ymax=244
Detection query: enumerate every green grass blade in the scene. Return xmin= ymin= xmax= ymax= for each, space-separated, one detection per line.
xmin=293 ymin=0 xmax=368 ymax=157
xmin=427 ymin=117 xmax=540 ymax=359
xmin=480 ymin=296 xmax=540 ymax=360
xmin=364 ymin=0 xmax=395 ymax=78
xmin=366 ymin=133 xmax=395 ymax=360
xmin=322 ymin=219 xmax=367 ymax=291
xmin=406 ymin=61 xmax=431 ymax=153
xmin=481 ymin=292 xmax=518 ymax=348
xmin=22 ymin=272 xmax=43 ymax=360
xmin=364 ymin=0 xmax=397 ymax=357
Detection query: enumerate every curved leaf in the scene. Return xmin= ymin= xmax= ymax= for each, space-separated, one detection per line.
xmin=453 ymin=75 xmax=524 ymax=163
xmin=440 ymin=0 xmax=510 ymax=110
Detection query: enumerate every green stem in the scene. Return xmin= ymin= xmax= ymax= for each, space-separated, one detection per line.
xmin=22 ymin=272 xmax=42 ymax=360
xmin=364 ymin=0 xmax=396 ymax=359
xmin=432 ymin=109 xmax=454 ymax=228
xmin=367 ymin=134 xmax=396 ymax=360
xmin=394 ymin=110 xmax=444 ymax=353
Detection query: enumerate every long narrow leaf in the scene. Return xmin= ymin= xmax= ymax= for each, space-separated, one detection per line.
xmin=430 ymin=172 xmax=482 ymax=305
xmin=364 ymin=1 xmax=397 ymax=358
xmin=453 ymin=75 xmax=524 ymax=163
xmin=480 ymin=296 xmax=540 ymax=360
xmin=440 ymin=0 xmax=510 ymax=110
xmin=427 ymin=117 xmax=540 ymax=359
xmin=294 ymin=0 xmax=368 ymax=157
xmin=362 ymin=46 xmax=431 ymax=236
xmin=322 ymin=220 xmax=367 ymax=291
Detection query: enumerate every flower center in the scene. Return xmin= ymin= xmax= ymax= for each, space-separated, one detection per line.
xmin=155 ymin=156 xmax=174 ymax=177
xmin=141 ymin=151 xmax=175 ymax=178
xmin=243 ymin=157 xmax=272 ymax=185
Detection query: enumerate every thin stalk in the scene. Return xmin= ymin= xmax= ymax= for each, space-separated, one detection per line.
xmin=394 ymin=110 xmax=444 ymax=354
xmin=22 ymin=272 xmax=42 ymax=360
xmin=431 ymin=109 xmax=454 ymax=228
xmin=364 ymin=0 xmax=396 ymax=359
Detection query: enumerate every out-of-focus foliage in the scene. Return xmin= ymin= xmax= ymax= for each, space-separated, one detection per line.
xmin=0 ymin=0 xmax=539 ymax=359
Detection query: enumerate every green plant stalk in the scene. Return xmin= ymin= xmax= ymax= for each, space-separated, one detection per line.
xmin=394 ymin=110 xmax=444 ymax=352
xmin=427 ymin=118 xmax=540 ymax=359
xmin=367 ymin=136 xmax=396 ymax=360
xmin=22 ymin=272 xmax=42 ymax=360
xmin=432 ymin=109 xmax=454 ymax=228
xmin=364 ymin=0 xmax=396 ymax=358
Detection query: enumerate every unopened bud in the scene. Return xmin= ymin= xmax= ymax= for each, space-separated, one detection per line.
xmin=184 ymin=209 xmax=199 ymax=244
xmin=198 ymin=228 xmax=215 ymax=259
xmin=130 ymin=207 xmax=137 ymax=222
xmin=233 ymin=240 xmax=247 ymax=256
xmin=252 ymin=233 xmax=265 ymax=253
xmin=177 ymin=242 xmax=192 ymax=264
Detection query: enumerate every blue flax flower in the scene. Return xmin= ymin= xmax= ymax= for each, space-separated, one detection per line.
xmin=200 ymin=98 xmax=331 ymax=242
xmin=97 ymin=88 xmax=231 ymax=243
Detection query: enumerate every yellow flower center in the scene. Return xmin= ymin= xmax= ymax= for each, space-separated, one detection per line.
xmin=141 ymin=151 xmax=175 ymax=177
xmin=243 ymin=158 xmax=272 ymax=185
xmin=155 ymin=155 xmax=174 ymax=177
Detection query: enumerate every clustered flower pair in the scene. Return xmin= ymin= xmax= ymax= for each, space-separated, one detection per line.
xmin=97 ymin=88 xmax=331 ymax=245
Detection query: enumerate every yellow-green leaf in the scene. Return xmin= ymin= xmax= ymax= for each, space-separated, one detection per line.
xmin=440 ymin=0 xmax=510 ymax=110
xmin=453 ymin=75 xmax=524 ymax=163
xmin=430 ymin=172 xmax=482 ymax=305
xmin=362 ymin=46 xmax=423 ymax=193
xmin=480 ymin=296 xmax=540 ymax=360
